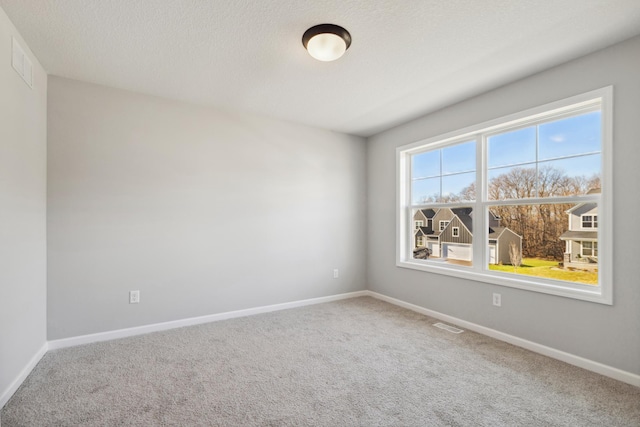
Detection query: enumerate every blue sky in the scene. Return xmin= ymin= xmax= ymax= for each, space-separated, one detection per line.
xmin=488 ymin=111 xmax=601 ymax=168
xmin=411 ymin=111 xmax=601 ymax=203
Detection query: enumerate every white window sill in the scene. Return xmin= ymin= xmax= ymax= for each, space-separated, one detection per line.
xmin=396 ymin=259 xmax=611 ymax=305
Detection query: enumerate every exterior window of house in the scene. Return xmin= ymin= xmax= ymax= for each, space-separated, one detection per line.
xmin=397 ymin=87 xmax=612 ymax=304
xmin=416 ymin=236 xmax=424 ymax=247
xmin=581 ymin=215 xmax=598 ymax=228
xmin=415 ymin=220 xmax=424 ymax=229
xmin=581 ymin=241 xmax=598 ymax=257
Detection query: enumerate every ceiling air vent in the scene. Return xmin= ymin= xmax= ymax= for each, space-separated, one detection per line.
xmin=12 ymin=37 xmax=33 ymax=88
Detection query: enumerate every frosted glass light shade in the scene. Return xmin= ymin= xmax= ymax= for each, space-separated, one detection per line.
xmin=302 ymin=24 xmax=351 ymax=62
xmin=306 ymin=33 xmax=347 ymax=61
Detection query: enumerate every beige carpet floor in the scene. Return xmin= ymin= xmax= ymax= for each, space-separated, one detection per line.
xmin=2 ymin=297 xmax=639 ymax=426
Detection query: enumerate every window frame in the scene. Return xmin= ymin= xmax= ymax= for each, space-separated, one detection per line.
xmin=581 ymin=241 xmax=598 ymax=257
xmin=396 ymin=87 xmax=613 ymax=305
xmin=452 ymin=227 xmax=460 ymax=237
xmin=581 ymin=214 xmax=598 ymax=229
xmin=415 ymin=220 xmax=424 ymax=229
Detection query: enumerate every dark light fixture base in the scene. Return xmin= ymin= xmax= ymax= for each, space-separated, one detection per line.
xmin=302 ymin=24 xmax=352 ymax=50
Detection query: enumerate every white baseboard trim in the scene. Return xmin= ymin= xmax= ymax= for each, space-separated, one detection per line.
xmin=48 ymin=290 xmax=369 ymax=351
xmin=366 ymin=291 xmax=640 ymax=388
xmin=0 ymin=342 xmax=48 ymax=409
xmin=5 ymin=288 xmax=636 ymax=412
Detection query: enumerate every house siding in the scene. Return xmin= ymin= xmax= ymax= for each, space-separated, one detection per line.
xmin=413 ymin=210 xmax=428 ymax=228
xmin=569 ymin=240 xmax=578 ymax=255
xmin=569 ymin=204 xmax=597 ymax=231
xmin=431 ymin=209 xmax=455 ymax=233
xmin=563 ymin=202 xmax=598 ymax=269
xmin=488 ymin=211 xmax=500 ymax=228
xmin=440 ymin=216 xmax=472 ymax=244
xmin=497 ymin=229 xmax=522 ymax=265
xmin=413 ymin=209 xmax=437 ymax=233
xmin=414 ymin=228 xmax=426 ymax=248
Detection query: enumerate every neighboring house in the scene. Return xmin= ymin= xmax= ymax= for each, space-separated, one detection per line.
xmin=414 ymin=207 xmax=521 ymax=265
xmin=423 ymin=208 xmax=457 ymax=257
xmin=487 ymin=227 xmax=523 ymax=266
xmin=439 ymin=209 xmax=521 ymax=264
xmin=414 ymin=226 xmax=429 ymax=249
xmin=413 ymin=209 xmax=436 ymax=231
xmin=413 ymin=209 xmax=436 ymax=249
xmin=559 ymin=202 xmax=598 ymax=271
xmin=438 ymin=212 xmax=473 ymax=261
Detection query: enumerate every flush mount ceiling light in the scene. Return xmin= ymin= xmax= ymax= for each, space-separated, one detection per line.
xmin=302 ymin=24 xmax=351 ymax=62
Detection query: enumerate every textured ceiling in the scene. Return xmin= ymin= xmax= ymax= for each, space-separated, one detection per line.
xmin=2 ymin=1 xmax=640 ymax=136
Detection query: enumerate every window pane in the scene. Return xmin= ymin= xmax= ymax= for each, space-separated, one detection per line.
xmin=488 ymin=127 xmax=536 ymax=168
xmin=538 ymin=111 xmax=601 ymax=161
xmin=412 ymin=177 xmax=440 ymax=204
xmin=442 ymin=172 xmax=475 ymax=201
xmin=537 ymin=155 xmax=601 ymax=196
xmin=488 ymin=156 xmax=601 ymax=200
xmin=412 ymin=141 xmax=476 ymax=203
xmin=442 ymin=140 xmax=475 ymax=174
xmin=412 ymin=150 xmax=440 ymax=179
xmin=582 ymin=215 xmax=597 ymax=228
xmin=488 ymin=165 xmax=537 ymax=200
xmin=487 ymin=203 xmax=598 ymax=286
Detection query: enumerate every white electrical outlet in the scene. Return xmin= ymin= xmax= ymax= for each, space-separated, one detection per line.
xmin=493 ymin=293 xmax=501 ymax=307
xmin=129 ymin=290 xmax=140 ymax=304
xmin=333 ymin=269 xmax=339 ymax=279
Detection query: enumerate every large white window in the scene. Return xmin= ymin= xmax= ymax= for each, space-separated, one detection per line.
xmin=397 ymin=88 xmax=612 ymax=304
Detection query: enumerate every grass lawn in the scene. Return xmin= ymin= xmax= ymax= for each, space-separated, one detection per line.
xmin=489 ymin=258 xmax=598 ymax=285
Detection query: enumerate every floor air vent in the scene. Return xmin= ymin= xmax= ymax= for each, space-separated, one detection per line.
xmin=433 ymin=323 xmax=464 ymax=334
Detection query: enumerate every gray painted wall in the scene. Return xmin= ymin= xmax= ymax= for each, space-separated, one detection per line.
xmin=0 ymin=8 xmax=47 ymax=402
xmin=367 ymin=35 xmax=640 ymax=374
xmin=47 ymin=77 xmax=367 ymax=340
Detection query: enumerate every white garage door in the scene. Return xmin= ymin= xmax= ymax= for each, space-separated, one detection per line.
xmin=428 ymin=242 xmax=440 ymax=257
xmin=489 ymin=244 xmax=496 ymax=264
xmin=443 ymin=243 xmax=472 ymax=261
